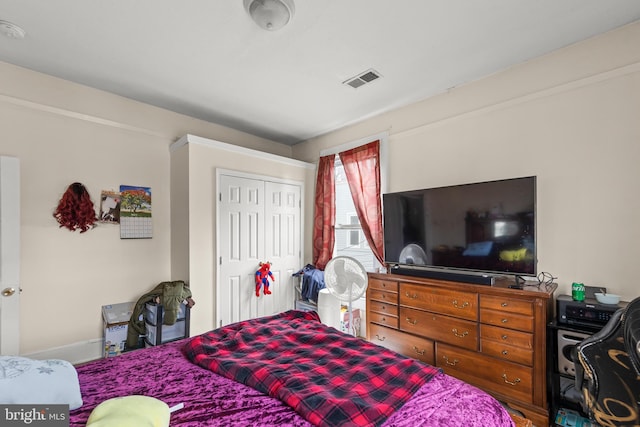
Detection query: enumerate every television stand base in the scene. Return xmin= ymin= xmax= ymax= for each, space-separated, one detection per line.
xmin=389 ymin=266 xmax=495 ymax=285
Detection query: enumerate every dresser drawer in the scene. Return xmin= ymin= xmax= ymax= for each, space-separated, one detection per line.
xmin=400 ymin=283 xmax=478 ymax=321
xmin=436 ymin=343 xmax=533 ymax=404
xmin=400 ymin=307 xmax=478 ymax=350
xmin=480 ymin=295 xmax=533 ymax=316
xmin=480 ymin=324 xmax=533 ymax=349
xmin=480 ymin=309 xmax=534 ymax=332
xmin=368 ymin=289 xmax=398 ymax=305
xmin=481 ymin=339 xmax=534 ymax=366
xmin=368 ymin=278 xmax=398 ymax=293
xmin=369 ymin=311 xmax=398 ymax=329
xmin=369 ymin=299 xmax=398 ymax=317
xmin=369 ymin=323 xmax=435 ymax=365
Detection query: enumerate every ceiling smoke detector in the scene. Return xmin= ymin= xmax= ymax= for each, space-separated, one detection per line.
xmin=244 ymin=0 xmax=295 ymax=31
xmin=343 ymin=69 xmax=382 ymax=89
xmin=0 ymin=20 xmax=26 ymax=39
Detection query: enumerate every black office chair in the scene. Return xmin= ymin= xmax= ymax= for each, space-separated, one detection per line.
xmin=574 ymin=297 xmax=640 ymax=426
xmin=624 ymin=298 xmax=640 ymax=377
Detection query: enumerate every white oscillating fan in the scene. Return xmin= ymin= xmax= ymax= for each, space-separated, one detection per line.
xmin=323 ymin=256 xmax=368 ymax=336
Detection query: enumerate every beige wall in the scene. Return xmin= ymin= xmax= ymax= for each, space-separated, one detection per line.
xmin=293 ymin=22 xmax=640 ymax=301
xmin=0 ymin=61 xmax=293 ymax=356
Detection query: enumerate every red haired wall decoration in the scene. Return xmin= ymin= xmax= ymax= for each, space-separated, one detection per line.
xmin=53 ymin=182 xmax=97 ymax=233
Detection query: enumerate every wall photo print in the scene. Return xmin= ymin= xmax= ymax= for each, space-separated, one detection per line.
xmin=99 ymin=191 xmax=121 ymax=223
xmin=119 ymin=185 xmax=152 ymax=239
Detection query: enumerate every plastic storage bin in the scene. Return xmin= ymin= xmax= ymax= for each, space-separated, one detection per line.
xmin=144 ymin=302 xmax=190 ymax=346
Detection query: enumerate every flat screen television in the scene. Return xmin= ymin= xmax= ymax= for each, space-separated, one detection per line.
xmin=383 ymin=176 xmax=536 ymax=280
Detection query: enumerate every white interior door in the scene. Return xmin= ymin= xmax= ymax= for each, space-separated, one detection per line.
xmin=217 ymin=173 xmax=302 ymax=327
xmin=0 ymin=156 xmax=20 ymax=355
xmin=218 ymin=174 xmax=264 ymax=327
xmin=264 ymin=181 xmax=300 ymax=315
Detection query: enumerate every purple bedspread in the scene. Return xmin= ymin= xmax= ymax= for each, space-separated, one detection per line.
xmin=70 ymin=339 xmax=515 ymax=427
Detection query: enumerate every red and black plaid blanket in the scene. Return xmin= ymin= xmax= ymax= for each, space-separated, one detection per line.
xmin=183 ymin=310 xmax=441 ymax=427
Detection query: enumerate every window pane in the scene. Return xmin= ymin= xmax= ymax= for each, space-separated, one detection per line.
xmin=349 ymin=230 xmax=359 ymax=246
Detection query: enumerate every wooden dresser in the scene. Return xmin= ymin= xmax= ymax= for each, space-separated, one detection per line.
xmin=366 ymin=272 xmax=556 ymax=427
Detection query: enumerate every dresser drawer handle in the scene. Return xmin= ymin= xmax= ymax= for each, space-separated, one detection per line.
xmin=405 ymin=317 xmax=417 ymax=325
xmin=502 ymin=350 xmax=509 ymax=355
xmin=451 ymin=328 xmax=468 ymax=338
xmin=442 ymin=356 xmax=459 ymax=366
xmin=405 ymin=292 xmax=418 ymax=299
xmin=413 ymin=346 xmax=425 ymax=356
xmin=452 ymin=300 xmax=469 ymax=309
xmin=501 ymin=302 xmax=508 ymax=307
xmin=502 ymin=374 xmax=521 ymax=386
xmin=375 ymin=334 xmax=386 ymax=342
xmin=501 ymin=335 xmax=508 ymax=340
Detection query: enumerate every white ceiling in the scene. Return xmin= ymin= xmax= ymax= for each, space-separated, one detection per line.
xmin=1 ymin=1 xmax=640 ymax=146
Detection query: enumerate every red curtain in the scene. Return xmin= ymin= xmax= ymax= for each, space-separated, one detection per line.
xmin=339 ymin=140 xmax=384 ymax=265
xmin=312 ymin=154 xmax=336 ymax=270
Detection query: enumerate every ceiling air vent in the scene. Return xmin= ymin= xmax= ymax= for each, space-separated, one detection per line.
xmin=343 ymin=69 xmax=381 ymax=89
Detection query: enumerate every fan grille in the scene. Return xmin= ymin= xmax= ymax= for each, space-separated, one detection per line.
xmin=324 ymin=256 xmax=368 ymax=302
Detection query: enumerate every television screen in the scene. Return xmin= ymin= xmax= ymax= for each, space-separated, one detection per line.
xmin=383 ymin=176 xmax=536 ymax=276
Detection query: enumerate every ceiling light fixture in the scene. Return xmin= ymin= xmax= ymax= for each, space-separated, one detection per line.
xmin=0 ymin=20 xmax=26 ymax=39
xmin=244 ymin=0 xmax=295 ymax=31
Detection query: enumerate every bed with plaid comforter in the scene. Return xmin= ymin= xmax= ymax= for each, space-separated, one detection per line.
xmin=183 ymin=310 xmax=441 ymax=427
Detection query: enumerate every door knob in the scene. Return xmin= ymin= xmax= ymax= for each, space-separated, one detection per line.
xmin=2 ymin=287 xmax=15 ymax=297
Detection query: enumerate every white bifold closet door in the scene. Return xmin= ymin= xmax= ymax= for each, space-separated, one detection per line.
xmin=217 ymin=173 xmax=301 ymax=328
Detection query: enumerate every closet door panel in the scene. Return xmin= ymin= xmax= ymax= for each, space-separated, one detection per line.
xmin=265 ymin=182 xmax=301 ymax=316
xmin=218 ymin=175 xmax=264 ymax=326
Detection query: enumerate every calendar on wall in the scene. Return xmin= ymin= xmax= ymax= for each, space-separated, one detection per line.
xmin=119 ymin=185 xmax=152 ymax=239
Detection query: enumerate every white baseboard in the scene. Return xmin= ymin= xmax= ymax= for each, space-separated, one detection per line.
xmin=23 ymin=338 xmax=104 ymax=365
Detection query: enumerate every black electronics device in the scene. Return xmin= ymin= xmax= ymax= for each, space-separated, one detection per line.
xmin=389 ymin=265 xmax=495 ymax=285
xmin=383 ymin=176 xmax=536 ymax=279
xmin=557 ymin=294 xmax=627 ymax=329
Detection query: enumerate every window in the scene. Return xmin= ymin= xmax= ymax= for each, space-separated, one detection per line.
xmin=348 ymin=215 xmax=362 ymax=247
xmin=333 ymin=156 xmax=382 ymax=271
xmin=313 ymin=132 xmax=387 ymax=271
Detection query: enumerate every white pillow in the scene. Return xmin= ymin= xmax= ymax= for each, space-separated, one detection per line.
xmin=0 ymin=356 xmax=83 ymax=410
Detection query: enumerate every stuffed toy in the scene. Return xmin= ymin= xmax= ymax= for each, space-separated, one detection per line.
xmin=255 ymin=261 xmax=274 ymax=296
